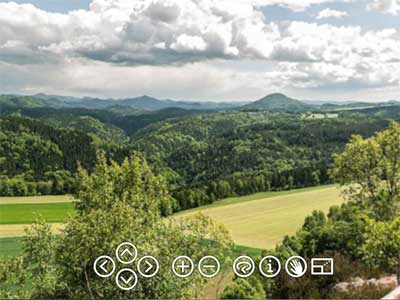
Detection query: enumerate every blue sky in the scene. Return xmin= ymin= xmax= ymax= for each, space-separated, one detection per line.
xmin=261 ymin=3 xmax=400 ymax=30
xmin=0 ymin=0 xmax=91 ymax=12
xmin=0 ymin=0 xmax=399 ymax=101
xmin=4 ymin=0 xmax=399 ymax=29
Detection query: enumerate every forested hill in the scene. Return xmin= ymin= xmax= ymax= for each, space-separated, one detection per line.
xmin=0 ymin=117 xmax=97 ymax=195
xmin=240 ymin=93 xmax=313 ymax=112
xmin=2 ymin=93 xmax=398 ymax=113
xmin=0 ymin=94 xmax=242 ymax=111
xmin=131 ymin=112 xmax=393 ymax=211
xmin=18 ymin=106 xmax=202 ymax=136
xmin=1 ymin=97 xmax=399 ymax=213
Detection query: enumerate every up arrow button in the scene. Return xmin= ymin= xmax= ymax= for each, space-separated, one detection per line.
xmin=116 ymin=242 xmax=138 ymax=264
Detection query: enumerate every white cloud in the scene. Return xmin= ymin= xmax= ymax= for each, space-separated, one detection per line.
xmin=0 ymin=59 xmax=242 ymax=100
xmin=367 ymin=0 xmax=400 ymax=15
xmin=0 ymin=0 xmax=399 ymax=101
xmin=317 ymin=8 xmax=349 ymax=19
xmin=244 ymin=0 xmax=348 ymax=11
xmin=0 ymin=0 xmax=281 ymax=66
xmin=265 ymin=22 xmax=400 ymax=91
xmin=264 ymin=60 xmax=400 ymax=90
xmin=171 ymin=35 xmax=208 ymax=53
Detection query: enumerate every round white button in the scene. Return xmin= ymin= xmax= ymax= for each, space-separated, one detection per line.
xmin=137 ymin=255 xmax=160 ymax=278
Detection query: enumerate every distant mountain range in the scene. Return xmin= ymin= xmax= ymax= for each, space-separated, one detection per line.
xmin=0 ymin=93 xmax=398 ymax=113
xmin=31 ymin=94 xmax=243 ymax=111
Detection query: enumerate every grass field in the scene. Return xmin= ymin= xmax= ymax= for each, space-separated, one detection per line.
xmin=174 ymin=185 xmax=335 ymax=215
xmin=0 ymin=237 xmax=23 ymax=257
xmin=0 ymin=203 xmax=75 ymax=224
xmin=178 ymin=185 xmax=344 ymax=249
xmin=0 ymin=195 xmax=72 ymax=205
xmin=0 ymin=223 xmax=65 ymax=237
xmin=0 ymin=185 xmax=343 ymax=255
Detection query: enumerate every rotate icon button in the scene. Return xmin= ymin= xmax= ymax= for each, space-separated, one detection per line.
xmin=233 ymin=256 xmax=255 ymax=278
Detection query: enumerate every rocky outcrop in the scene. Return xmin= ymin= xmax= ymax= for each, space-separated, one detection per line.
xmin=333 ymin=275 xmax=397 ymax=293
xmin=383 ymin=286 xmax=400 ymax=300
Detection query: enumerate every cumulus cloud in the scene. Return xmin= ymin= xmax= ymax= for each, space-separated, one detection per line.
xmin=0 ymin=0 xmax=281 ymax=65
xmin=265 ymin=60 xmax=400 ymax=90
xmin=0 ymin=0 xmax=399 ymax=101
xmin=265 ymin=22 xmax=400 ymax=90
xmin=317 ymin=8 xmax=348 ymax=19
xmin=367 ymin=0 xmax=400 ymax=15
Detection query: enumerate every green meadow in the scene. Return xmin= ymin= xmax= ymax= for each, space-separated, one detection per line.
xmin=0 ymin=202 xmax=75 ymax=224
xmin=0 ymin=185 xmax=343 ymax=255
xmin=178 ymin=185 xmax=344 ymax=249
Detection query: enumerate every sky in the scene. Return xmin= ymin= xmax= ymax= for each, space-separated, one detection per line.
xmin=0 ymin=0 xmax=399 ymax=102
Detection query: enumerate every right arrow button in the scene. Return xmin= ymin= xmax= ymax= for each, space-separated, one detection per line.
xmin=137 ymin=255 xmax=160 ymax=278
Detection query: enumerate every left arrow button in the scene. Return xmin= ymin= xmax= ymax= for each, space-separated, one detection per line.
xmin=94 ymin=256 xmax=115 ymax=278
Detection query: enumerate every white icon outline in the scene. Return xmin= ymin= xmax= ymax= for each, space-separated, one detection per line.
xmin=93 ymin=255 xmax=115 ymax=278
xmin=172 ymin=256 xmax=194 ymax=278
xmin=115 ymin=268 xmax=138 ymax=291
xmin=285 ymin=256 xmax=307 ymax=278
xmin=233 ymin=255 xmax=255 ymax=278
xmin=198 ymin=255 xmax=220 ymax=278
xmin=115 ymin=242 xmax=138 ymax=264
xmin=311 ymin=258 xmax=333 ymax=275
xmin=259 ymin=256 xmax=281 ymax=278
xmin=137 ymin=255 xmax=160 ymax=278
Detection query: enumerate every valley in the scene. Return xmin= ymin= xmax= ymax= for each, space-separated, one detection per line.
xmin=0 ymin=185 xmax=342 ymax=255
xmin=0 ymin=93 xmax=399 ymax=299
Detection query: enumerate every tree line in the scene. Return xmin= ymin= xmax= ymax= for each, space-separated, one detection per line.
xmin=222 ymin=121 xmax=400 ymax=299
xmin=0 ymin=117 xmax=96 ymax=196
xmin=0 ymin=111 xmax=394 ymax=216
xmin=1 ymin=122 xmax=398 ymax=299
xmin=132 ymin=112 xmax=391 ymax=212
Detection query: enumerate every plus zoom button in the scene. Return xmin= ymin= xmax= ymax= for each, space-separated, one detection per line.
xmin=172 ymin=256 xmax=194 ymax=278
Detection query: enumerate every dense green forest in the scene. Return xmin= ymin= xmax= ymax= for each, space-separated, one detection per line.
xmin=1 ymin=94 xmax=399 ymax=213
xmin=223 ymin=122 xmax=400 ymax=299
xmin=1 ymin=94 xmax=399 ymax=299
xmin=132 ymin=112 xmax=393 ymax=211
xmin=1 ymin=122 xmax=398 ymax=299
xmin=0 ymin=117 xmax=96 ymax=196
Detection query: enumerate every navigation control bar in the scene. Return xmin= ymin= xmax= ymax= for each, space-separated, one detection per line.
xmin=93 ymin=242 xmax=334 ymax=290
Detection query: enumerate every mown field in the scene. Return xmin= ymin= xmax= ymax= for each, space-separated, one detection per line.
xmin=0 ymin=195 xmax=72 ymax=205
xmin=0 ymin=185 xmax=344 ymax=257
xmin=177 ymin=185 xmax=344 ymax=248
